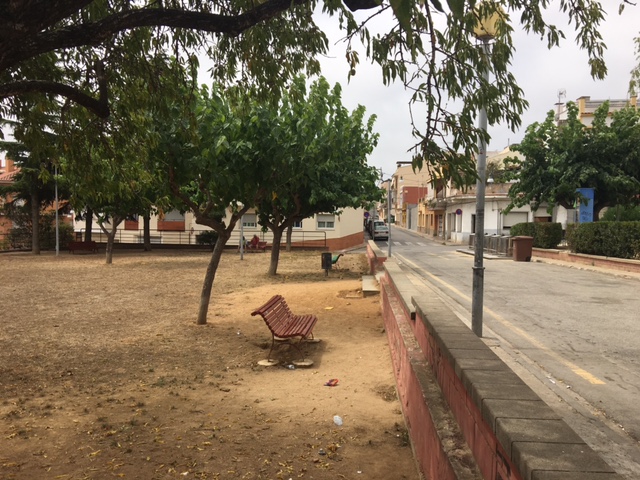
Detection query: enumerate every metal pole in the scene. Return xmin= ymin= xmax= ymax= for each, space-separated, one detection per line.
xmin=240 ymin=216 xmax=245 ymax=260
xmin=55 ymin=165 xmax=59 ymax=256
xmin=471 ymin=37 xmax=490 ymax=338
xmin=387 ymin=181 xmax=392 ymax=258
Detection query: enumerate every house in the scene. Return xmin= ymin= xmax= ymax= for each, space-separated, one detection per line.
xmin=418 ymin=147 xmax=540 ymax=245
xmin=0 ymin=158 xmax=19 ymax=241
xmin=433 ymin=94 xmax=640 ymax=244
xmin=555 ymin=95 xmax=637 ymax=127
xmin=72 ymin=207 xmax=368 ymax=251
xmin=378 ymin=164 xmax=432 ymax=229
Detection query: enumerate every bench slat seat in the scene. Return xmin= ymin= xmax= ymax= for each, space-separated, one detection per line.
xmin=251 ymin=295 xmax=318 ymax=362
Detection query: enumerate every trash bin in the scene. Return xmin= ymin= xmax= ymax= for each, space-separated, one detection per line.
xmin=321 ymin=252 xmax=332 ymax=271
xmin=512 ymin=236 xmax=533 ymax=262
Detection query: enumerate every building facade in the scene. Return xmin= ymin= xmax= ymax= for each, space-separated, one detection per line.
xmin=72 ymin=207 xmax=367 ymax=251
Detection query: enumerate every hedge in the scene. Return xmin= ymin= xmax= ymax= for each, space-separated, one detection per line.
xmin=510 ymin=222 xmax=563 ymax=249
xmin=568 ymin=221 xmax=640 ymax=259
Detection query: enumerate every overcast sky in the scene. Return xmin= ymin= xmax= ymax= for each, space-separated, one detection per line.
xmin=2 ymin=4 xmax=635 ymax=177
xmin=312 ymin=4 xmax=639 ymax=178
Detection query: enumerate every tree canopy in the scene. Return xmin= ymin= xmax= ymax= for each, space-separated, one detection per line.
xmin=251 ymin=76 xmax=381 ymax=275
xmin=161 ymin=76 xmax=380 ymax=323
xmin=2 ymin=0 xmax=632 ymax=183
xmin=0 ymin=105 xmax=66 ymax=254
xmin=505 ymin=101 xmax=640 ymax=218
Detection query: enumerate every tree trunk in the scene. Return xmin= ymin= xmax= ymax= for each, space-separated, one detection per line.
xmin=196 ymin=233 xmax=229 ymax=325
xmin=285 ymin=225 xmax=293 ymax=252
xmin=143 ymin=213 xmax=151 ymax=251
xmin=30 ymin=191 xmax=40 ymax=254
xmin=100 ymin=216 xmax=122 ymax=265
xmin=105 ymin=233 xmax=115 ymax=264
xmin=85 ymin=208 xmax=93 ymax=242
xmin=268 ymin=227 xmax=285 ymax=276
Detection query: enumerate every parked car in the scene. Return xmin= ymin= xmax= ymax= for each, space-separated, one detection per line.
xmin=371 ymin=220 xmax=389 ymax=241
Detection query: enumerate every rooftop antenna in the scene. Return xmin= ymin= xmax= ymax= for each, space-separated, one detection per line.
xmin=557 ymin=88 xmax=566 ymax=104
xmin=555 ymin=88 xmax=567 ymax=123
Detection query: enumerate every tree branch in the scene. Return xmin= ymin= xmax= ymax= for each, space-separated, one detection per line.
xmin=1 ymin=1 xmax=304 ymax=72
xmin=0 ymin=79 xmax=109 ymax=117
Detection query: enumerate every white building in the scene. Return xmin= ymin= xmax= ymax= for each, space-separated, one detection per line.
xmin=72 ymin=207 xmax=367 ymax=251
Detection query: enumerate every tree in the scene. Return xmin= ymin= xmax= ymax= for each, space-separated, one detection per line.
xmin=630 ymin=35 xmax=640 ymax=96
xmin=59 ymin=58 xmax=166 ymax=264
xmin=1 ymin=0 xmax=626 ymax=184
xmin=505 ymin=101 xmax=640 ymax=218
xmin=161 ymin=85 xmax=267 ymax=325
xmin=0 ymin=113 xmax=67 ymax=254
xmin=251 ymin=77 xmax=381 ymax=276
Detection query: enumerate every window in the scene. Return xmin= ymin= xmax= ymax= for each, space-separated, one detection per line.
xmin=503 ymin=212 xmax=528 ymax=229
xmin=125 ymin=214 xmax=139 ymax=231
xmin=242 ymin=214 xmax=257 ymax=228
xmin=293 ymin=220 xmax=302 ymax=228
xmin=317 ymin=214 xmax=335 ymax=229
xmin=158 ymin=210 xmax=185 ymax=231
xmin=163 ymin=210 xmax=185 ymax=221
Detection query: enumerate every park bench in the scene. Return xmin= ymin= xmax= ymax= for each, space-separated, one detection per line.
xmin=68 ymin=241 xmax=99 ymax=254
xmin=251 ymin=294 xmax=318 ymax=364
xmin=245 ymin=241 xmax=267 ymax=253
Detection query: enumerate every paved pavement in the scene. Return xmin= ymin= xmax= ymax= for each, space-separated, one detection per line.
xmin=369 ymin=226 xmax=640 ymax=479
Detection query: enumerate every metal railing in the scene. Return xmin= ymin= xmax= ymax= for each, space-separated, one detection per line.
xmin=1 ymin=228 xmax=328 ymax=251
xmin=468 ymin=233 xmax=512 ymax=256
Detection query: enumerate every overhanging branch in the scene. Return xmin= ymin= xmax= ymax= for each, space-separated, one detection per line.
xmin=0 ymin=79 xmax=109 ymax=118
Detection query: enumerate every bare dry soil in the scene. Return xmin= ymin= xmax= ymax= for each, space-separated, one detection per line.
xmin=0 ymin=249 xmax=420 ymax=480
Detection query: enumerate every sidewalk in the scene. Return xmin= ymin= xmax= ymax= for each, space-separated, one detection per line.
xmin=391 ymin=224 xmax=640 ymax=279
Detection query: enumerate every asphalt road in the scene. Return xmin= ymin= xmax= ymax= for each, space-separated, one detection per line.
xmin=373 ymin=226 xmax=640 ymax=479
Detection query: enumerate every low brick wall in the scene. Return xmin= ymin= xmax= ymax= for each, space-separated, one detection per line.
xmin=373 ymin=244 xmax=623 ymax=480
xmin=533 ymin=248 xmax=640 ymax=275
xmin=366 ymin=240 xmax=387 ymax=274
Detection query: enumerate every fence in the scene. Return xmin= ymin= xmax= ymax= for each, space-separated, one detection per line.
xmin=0 ymin=228 xmax=328 ymax=252
xmin=468 ymin=233 xmax=512 ymax=256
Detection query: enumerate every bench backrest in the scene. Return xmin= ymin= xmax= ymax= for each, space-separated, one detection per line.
xmin=251 ymin=295 xmax=292 ymax=331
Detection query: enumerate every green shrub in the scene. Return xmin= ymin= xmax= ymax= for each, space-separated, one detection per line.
xmin=510 ymin=222 xmax=535 ymax=238
xmin=601 ymin=205 xmax=640 ymax=222
xmin=534 ymin=223 xmax=563 ymax=249
xmin=196 ymin=230 xmax=218 ymax=246
xmin=570 ymin=221 xmax=640 ymax=259
xmin=6 ymin=214 xmax=74 ymax=250
xmin=510 ymin=222 xmax=562 ymax=249
xmin=565 ymin=223 xmax=578 ymax=251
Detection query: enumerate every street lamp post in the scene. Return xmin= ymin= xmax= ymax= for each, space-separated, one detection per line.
xmin=471 ymin=5 xmax=499 ymax=338
xmin=387 ymin=181 xmax=392 ymax=258
xmin=54 ymin=165 xmax=59 ymax=256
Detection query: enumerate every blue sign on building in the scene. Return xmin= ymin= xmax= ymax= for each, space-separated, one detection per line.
xmin=576 ymin=188 xmax=595 ymax=223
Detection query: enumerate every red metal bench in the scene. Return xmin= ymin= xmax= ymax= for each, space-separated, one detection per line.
xmin=251 ymin=295 xmax=318 ymax=363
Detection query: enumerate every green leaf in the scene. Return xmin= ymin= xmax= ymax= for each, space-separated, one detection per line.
xmin=447 ymin=0 xmax=464 ymax=18
xmin=389 ymin=0 xmax=414 ymax=34
xmin=430 ymin=0 xmax=445 ymax=13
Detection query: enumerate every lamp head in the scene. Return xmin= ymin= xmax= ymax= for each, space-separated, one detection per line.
xmin=473 ymin=2 xmax=504 ymax=41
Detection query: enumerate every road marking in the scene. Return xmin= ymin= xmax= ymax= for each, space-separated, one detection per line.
xmin=396 ymin=253 xmax=606 ymax=386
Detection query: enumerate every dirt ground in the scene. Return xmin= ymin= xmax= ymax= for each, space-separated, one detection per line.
xmin=0 ymin=249 xmax=421 ymax=480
